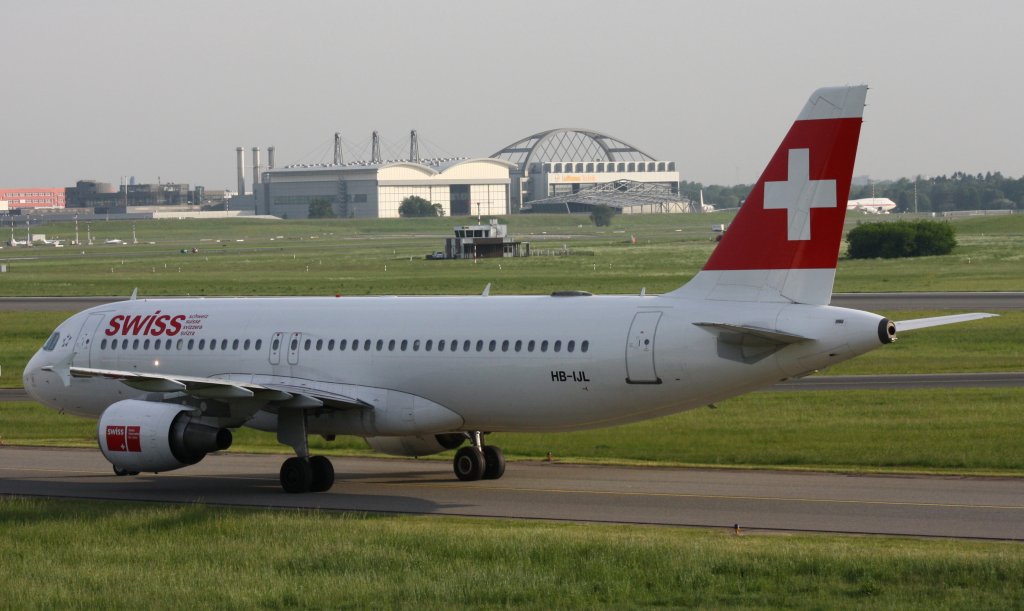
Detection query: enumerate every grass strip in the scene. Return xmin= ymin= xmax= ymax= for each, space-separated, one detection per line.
xmin=1 ymin=497 xmax=1021 ymax=609
xmin=5 ymin=387 xmax=1023 ymax=476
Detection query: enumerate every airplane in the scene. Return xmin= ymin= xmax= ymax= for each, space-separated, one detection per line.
xmin=23 ymin=86 xmax=995 ymax=493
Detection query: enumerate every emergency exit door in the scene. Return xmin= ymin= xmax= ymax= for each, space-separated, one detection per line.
xmin=625 ymin=311 xmax=662 ymax=384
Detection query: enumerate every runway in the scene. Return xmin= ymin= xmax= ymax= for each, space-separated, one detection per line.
xmin=1 ymin=447 xmax=1021 ymax=540
xmin=2 ymin=292 xmax=1023 ymax=312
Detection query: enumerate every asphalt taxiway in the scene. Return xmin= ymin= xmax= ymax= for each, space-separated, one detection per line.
xmin=1 ymin=447 xmax=1021 ymax=540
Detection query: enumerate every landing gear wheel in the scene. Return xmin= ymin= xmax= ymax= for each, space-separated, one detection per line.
xmin=280 ymin=456 xmax=313 ymax=493
xmin=309 ymin=456 xmax=335 ymax=492
xmin=113 ymin=466 xmax=138 ymax=477
xmin=453 ymin=446 xmax=486 ymax=481
xmin=482 ymin=446 xmax=505 ymax=480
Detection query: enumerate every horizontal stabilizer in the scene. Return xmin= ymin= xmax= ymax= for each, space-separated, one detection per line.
xmin=693 ymin=322 xmax=812 ymax=345
xmin=895 ymin=313 xmax=997 ymax=332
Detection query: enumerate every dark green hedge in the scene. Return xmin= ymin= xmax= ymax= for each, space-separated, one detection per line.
xmin=846 ymin=220 xmax=957 ymax=259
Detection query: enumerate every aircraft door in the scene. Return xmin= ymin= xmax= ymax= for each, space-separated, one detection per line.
xmin=268 ymin=332 xmax=284 ymax=365
xmin=287 ymin=332 xmax=302 ymax=366
xmin=72 ymin=313 xmax=107 ymax=368
xmin=625 ymin=311 xmax=662 ymax=384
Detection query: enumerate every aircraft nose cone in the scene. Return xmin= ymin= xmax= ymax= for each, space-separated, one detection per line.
xmin=22 ymin=350 xmax=44 ymax=402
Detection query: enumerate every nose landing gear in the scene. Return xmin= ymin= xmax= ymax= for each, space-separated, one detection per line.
xmin=453 ymin=431 xmax=504 ymax=481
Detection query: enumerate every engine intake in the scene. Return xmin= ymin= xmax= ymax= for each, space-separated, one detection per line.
xmin=98 ymin=399 xmax=232 ymax=473
xmin=878 ymin=318 xmax=897 ymax=344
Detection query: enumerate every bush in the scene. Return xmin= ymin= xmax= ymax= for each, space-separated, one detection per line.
xmin=590 ymin=204 xmax=615 ymax=227
xmin=308 ymin=198 xmax=336 ymax=219
xmin=399 ymin=196 xmax=443 ymax=217
xmin=847 ymin=220 xmax=957 ymax=259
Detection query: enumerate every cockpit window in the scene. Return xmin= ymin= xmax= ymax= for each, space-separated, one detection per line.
xmin=42 ymin=332 xmax=61 ymax=352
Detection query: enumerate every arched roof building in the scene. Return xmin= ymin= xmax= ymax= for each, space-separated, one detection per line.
xmin=491 ymin=128 xmax=679 ymax=212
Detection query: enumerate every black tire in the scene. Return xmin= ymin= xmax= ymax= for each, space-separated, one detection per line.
xmin=453 ymin=446 xmax=485 ymax=481
xmin=113 ymin=466 xmax=131 ymax=477
xmin=482 ymin=446 xmax=506 ymax=480
xmin=309 ymin=455 xmax=335 ymax=493
xmin=280 ymin=456 xmax=313 ymax=493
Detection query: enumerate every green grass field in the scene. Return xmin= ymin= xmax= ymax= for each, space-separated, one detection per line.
xmin=2 ymin=213 xmax=1022 ymax=296
xmin=1 ymin=497 xmax=1021 ymax=609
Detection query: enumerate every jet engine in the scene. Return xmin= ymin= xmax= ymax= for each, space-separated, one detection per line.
xmin=97 ymin=399 xmax=232 ymax=473
xmin=365 ymin=433 xmax=465 ymax=457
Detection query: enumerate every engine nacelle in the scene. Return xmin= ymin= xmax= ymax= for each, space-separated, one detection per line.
xmin=365 ymin=433 xmax=465 ymax=457
xmin=98 ymin=399 xmax=232 ymax=473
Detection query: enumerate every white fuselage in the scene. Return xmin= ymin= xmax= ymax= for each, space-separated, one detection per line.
xmin=24 ymin=294 xmax=886 ymax=437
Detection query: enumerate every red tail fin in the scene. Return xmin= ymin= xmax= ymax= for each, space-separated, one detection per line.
xmin=670 ymin=86 xmax=867 ymax=305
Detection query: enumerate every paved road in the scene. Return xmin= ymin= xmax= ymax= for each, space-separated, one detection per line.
xmin=4 ymin=371 xmax=1021 ymax=404
xmin=2 ymin=292 xmax=1023 ymax=312
xmin=1 ymin=447 xmax=1021 ymax=540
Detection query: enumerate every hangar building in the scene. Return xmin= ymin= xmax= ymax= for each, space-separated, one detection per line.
xmin=259 ymin=158 xmax=514 ymax=219
xmin=491 ymin=128 xmax=681 ymax=212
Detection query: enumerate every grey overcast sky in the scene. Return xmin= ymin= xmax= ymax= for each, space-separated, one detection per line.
xmin=3 ymin=1 xmax=1022 ymax=191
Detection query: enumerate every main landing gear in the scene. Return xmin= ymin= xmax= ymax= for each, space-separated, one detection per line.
xmin=277 ymin=408 xmax=335 ymax=494
xmin=453 ymin=431 xmax=505 ymax=481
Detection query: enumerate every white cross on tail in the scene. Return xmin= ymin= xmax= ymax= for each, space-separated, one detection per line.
xmin=763 ymin=148 xmax=837 ymax=241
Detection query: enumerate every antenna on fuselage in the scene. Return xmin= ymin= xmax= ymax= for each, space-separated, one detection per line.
xmin=129 ymin=287 xmax=138 ymax=301
xmin=481 ymin=283 xmax=492 ymax=296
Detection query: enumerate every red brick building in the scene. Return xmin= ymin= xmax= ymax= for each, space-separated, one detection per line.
xmin=0 ymin=188 xmax=66 ymax=209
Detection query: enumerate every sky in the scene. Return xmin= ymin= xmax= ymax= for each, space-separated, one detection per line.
xmin=3 ymin=1 xmax=1023 ymax=191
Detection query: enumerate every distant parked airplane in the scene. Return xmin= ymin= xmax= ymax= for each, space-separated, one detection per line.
xmin=24 ymin=86 xmax=994 ymax=493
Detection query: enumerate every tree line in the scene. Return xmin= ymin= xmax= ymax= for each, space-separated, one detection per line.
xmin=682 ymin=171 xmax=1023 ymax=212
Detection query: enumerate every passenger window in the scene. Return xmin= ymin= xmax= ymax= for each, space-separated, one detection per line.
xmin=272 ymin=338 xmax=280 ymax=351
xmin=363 ymin=339 xmax=371 ymax=351
xmin=210 ymin=339 xmax=217 ymax=350
xmin=438 ymin=340 xmax=445 ymax=351
xmin=515 ymin=340 xmax=522 ymax=352
xmin=554 ymin=340 xmax=562 ymax=352
xmin=177 ymin=339 xmax=184 ymax=350
xmin=376 ymin=339 xmax=384 ymax=351
xmin=233 ymin=339 xmax=240 ymax=350
xmin=488 ymin=340 xmax=496 ymax=352
xmin=111 ymin=340 xmax=118 ymax=351
xmin=255 ymin=339 xmax=262 ymax=350
xmin=121 ymin=339 xmax=128 ymax=350
xmin=450 ymin=340 xmax=457 ymax=352
xmin=425 ymin=339 xmax=433 ymax=351
xmin=290 ymin=338 xmax=298 ymax=351
xmin=567 ymin=340 xmax=575 ymax=353
xmin=581 ymin=340 xmax=589 ymax=353
xmin=42 ymin=332 xmax=61 ymax=351
xmin=353 ymin=340 xmax=360 ymax=351
xmin=463 ymin=340 xmax=471 ymax=352
xmin=143 ymin=339 xmax=150 ymax=350
xmin=339 ymin=339 xmax=347 ymax=350
xmin=316 ymin=339 xmax=323 ymax=351
xmin=304 ymin=339 xmax=312 ymax=351
xmin=476 ymin=340 xmax=483 ymax=352
xmin=501 ymin=340 xmax=509 ymax=352
xmin=388 ymin=339 xmax=396 ymax=351
xmin=541 ymin=340 xmax=549 ymax=352
xmin=187 ymin=339 xmax=195 ymax=350
xmin=327 ymin=339 xmax=334 ymax=350
xmin=401 ymin=340 xmax=408 ymax=351
xmin=132 ymin=339 xmax=140 ymax=350
xmin=528 ymin=340 xmax=535 ymax=352
xmin=413 ymin=340 xmax=421 ymax=351
xmin=100 ymin=339 xmax=108 ymax=350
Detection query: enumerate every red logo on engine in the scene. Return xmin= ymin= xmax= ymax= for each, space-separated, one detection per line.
xmin=106 ymin=425 xmax=141 ymax=452
xmin=105 ymin=311 xmax=188 ymax=337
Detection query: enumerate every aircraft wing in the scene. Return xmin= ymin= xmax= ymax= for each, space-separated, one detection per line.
xmin=66 ymin=366 xmax=368 ymax=408
xmin=894 ymin=313 xmax=997 ymax=332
